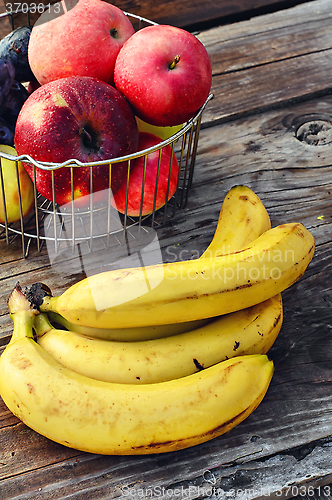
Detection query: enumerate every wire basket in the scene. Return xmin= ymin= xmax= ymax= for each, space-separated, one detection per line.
xmin=0 ymin=5 xmax=213 ymax=258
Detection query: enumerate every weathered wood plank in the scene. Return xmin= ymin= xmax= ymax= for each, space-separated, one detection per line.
xmin=198 ymin=0 xmax=332 ymax=56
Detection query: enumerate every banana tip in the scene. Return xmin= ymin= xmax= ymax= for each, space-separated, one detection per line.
xmin=8 ymin=282 xmax=52 ymax=313
xmin=26 ymin=282 xmax=53 ymax=309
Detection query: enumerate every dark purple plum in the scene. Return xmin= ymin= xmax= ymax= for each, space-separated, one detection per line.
xmin=0 ymin=117 xmax=14 ymax=145
xmin=0 ymin=26 xmax=34 ymax=82
xmin=0 ymin=59 xmax=15 ymax=108
xmin=1 ymin=80 xmax=29 ymax=126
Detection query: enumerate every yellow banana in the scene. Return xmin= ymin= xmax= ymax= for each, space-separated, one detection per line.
xmin=0 ymin=285 xmax=274 ymax=455
xmin=203 ymin=184 xmax=271 ymax=258
xmin=47 ymin=184 xmax=272 ymax=340
xmin=37 ymin=222 xmax=314 ymax=329
xmin=35 ymin=294 xmax=282 ymax=384
xmin=47 ymin=312 xmax=209 ymax=341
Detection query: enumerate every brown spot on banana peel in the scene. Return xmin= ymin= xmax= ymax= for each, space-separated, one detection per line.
xmin=233 ymin=341 xmax=240 ymax=351
xmin=10 ymin=348 xmax=32 ymax=370
xmin=193 ymin=358 xmax=205 ymax=371
xmin=273 ymin=312 xmax=282 ymax=329
xmin=238 ymin=194 xmax=258 ymax=207
xmin=235 ymin=282 xmax=253 ymax=291
xmin=26 ymin=383 xmax=35 ymax=394
xmin=243 ymin=314 xmax=260 ymax=329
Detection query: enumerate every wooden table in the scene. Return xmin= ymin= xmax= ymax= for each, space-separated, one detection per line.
xmin=1 ymin=0 xmax=332 ymax=498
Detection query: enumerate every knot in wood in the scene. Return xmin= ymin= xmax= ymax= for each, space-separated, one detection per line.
xmin=296 ymin=120 xmax=332 ymax=146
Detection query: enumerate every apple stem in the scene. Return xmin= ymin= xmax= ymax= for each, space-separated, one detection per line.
xmin=169 ymin=55 xmax=180 ymax=70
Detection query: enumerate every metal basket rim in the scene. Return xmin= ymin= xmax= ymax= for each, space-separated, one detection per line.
xmin=0 ymin=94 xmax=213 ymax=170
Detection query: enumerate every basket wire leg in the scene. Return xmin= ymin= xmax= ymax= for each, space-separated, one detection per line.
xmin=172 ymin=133 xmax=187 ymax=216
xmin=51 ymin=169 xmax=59 ymax=255
xmin=70 ymin=166 xmax=76 ymax=254
xmin=180 ymin=125 xmax=195 ymax=208
xmin=89 ymin=164 xmax=94 ymax=253
xmin=15 ymin=159 xmax=26 ymax=257
xmin=9 ymin=14 xmax=14 ymax=31
xmin=151 ymin=149 xmax=163 ymax=228
xmin=32 ymin=165 xmax=41 ymax=253
xmin=123 ymin=158 xmax=131 ymax=236
xmin=162 ymin=140 xmax=176 ymax=225
xmin=107 ymin=163 xmax=112 ymax=249
xmin=0 ymin=158 xmax=9 ymax=245
xmin=138 ymin=155 xmax=148 ymax=238
xmin=188 ymin=115 xmax=202 ymax=190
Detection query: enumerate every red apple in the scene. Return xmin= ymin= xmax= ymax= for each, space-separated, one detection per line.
xmin=28 ymin=0 xmax=135 ymax=86
xmin=111 ymin=132 xmax=179 ymax=216
xmin=114 ymin=25 xmax=212 ymax=127
xmin=14 ymin=76 xmax=139 ymax=206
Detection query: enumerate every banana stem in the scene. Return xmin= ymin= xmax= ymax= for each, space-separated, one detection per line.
xmin=34 ymin=313 xmax=54 ymax=338
xmin=7 ymin=283 xmax=39 ymax=344
xmin=10 ymin=311 xmax=36 ymax=343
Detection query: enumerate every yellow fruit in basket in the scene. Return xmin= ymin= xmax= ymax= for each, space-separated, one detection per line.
xmin=136 ymin=117 xmax=183 ymax=141
xmin=0 ymin=144 xmax=34 ymax=223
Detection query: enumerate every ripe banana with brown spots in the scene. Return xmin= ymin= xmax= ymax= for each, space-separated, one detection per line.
xmin=35 ymin=294 xmax=282 ymax=384
xmin=37 ymin=222 xmax=314 ymax=329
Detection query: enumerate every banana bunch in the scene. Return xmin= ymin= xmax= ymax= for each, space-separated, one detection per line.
xmin=0 ymin=185 xmax=315 ymax=455
xmin=0 ymin=288 xmax=274 ymax=454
